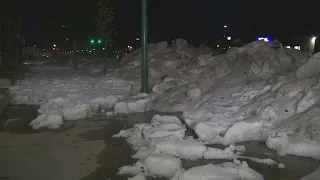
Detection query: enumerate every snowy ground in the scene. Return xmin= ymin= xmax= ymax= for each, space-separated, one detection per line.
xmin=8 ymin=39 xmax=320 ymax=179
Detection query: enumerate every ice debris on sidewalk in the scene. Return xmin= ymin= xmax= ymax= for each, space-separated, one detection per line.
xmin=114 ymin=115 xmax=283 ymax=179
xmin=114 ymin=93 xmax=153 ymax=114
xmin=171 ymin=162 xmax=263 ymax=180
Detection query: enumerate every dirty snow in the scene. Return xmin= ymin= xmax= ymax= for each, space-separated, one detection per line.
xmin=10 ymin=39 xmax=320 ymax=178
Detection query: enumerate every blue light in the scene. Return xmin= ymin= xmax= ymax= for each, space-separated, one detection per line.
xmin=256 ymin=36 xmax=273 ymax=42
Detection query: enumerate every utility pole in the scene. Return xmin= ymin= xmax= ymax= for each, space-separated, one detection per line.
xmin=140 ymin=0 xmax=149 ymax=93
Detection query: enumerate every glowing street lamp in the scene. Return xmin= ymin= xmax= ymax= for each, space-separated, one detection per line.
xmin=227 ymin=36 xmax=232 ymax=41
xmin=311 ymin=37 xmax=317 ymax=44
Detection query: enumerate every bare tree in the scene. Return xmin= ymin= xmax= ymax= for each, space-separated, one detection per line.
xmin=94 ymin=0 xmax=115 ymax=75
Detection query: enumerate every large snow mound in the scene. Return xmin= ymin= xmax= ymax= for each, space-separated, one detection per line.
xmin=114 ymin=39 xmax=319 ymax=178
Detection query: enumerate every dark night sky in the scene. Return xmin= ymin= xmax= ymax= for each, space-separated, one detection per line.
xmin=5 ymin=0 xmax=319 ymax=49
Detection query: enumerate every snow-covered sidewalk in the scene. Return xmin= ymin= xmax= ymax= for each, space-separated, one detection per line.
xmin=9 ymin=66 xmax=134 ymax=129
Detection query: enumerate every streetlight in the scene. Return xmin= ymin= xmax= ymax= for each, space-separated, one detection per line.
xmin=140 ymin=0 xmax=149 ymax=93
xmin=311 ymin=37 xmax=317 ymax=44
xmin=227 ymin=36 xmax=232 ymax=41
xmin=53 ymin=44 xmax=57 ymax=47
xmin=224 ymin=25 xmax=227 ymax=28
xmin=136 ymin=38 xmax=140 ymax=41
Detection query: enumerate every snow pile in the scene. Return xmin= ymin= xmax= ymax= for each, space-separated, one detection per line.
xmin=181 ymin=51 xmax=320 ymax=161
xmin=114 ymin=115 xmax=283 ymax=179
xmin=115 ymin=40 xmax=320 ymax=178
xmin=9 ymin=66 xmax=134 ymax=129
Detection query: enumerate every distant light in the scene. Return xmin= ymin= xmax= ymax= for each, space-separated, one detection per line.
xmin=217 ymin=44 xmax=220 ymax=47
xmin=103 ymin=48 xmax=105 ymax=50
xmin=33 ymin=45 xmax=36 ymax=47
xmin=53 ymin=44 xmax=57 ymax=47
xmin=98 ymin=39 xmax=102 ymax=44
xmin=285 ymin=46 xmax=291 ymax=49
xmin=81 ymin=50 xmax=84 ymax=52
xmin=136 ymin=38 xmax=140 ymax=41
xmin=224 ymin=25 xmax=227 ymax=28
xmin=53 ymin=48 xmax=55 ymax=50
xmin=311 ymin=37 xmax=317 ymax=44
xmin=227 ymin=37 xmax=232 ymax=41
xmin=66 ymin=38 xmax=69 ymax=41
xmin=77 ymin=50 xmax=79 ymax=52
xmin=62 ymin=25 xmax=66 ymax=28
xmin=294 ymin=46 xmax=301 ymax=50
xmin=229 ymin=47 xmax=231 ymax=49
xmin=93 ymin=49 xmax=96 ymax=51
xmin=256 ymin=36 xmax=272 ymax=42
xmin=258 ymin=37 xmax=270 ymax=42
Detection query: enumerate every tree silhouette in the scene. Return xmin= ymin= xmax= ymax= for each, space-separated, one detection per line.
xmin=94 ymin=0 xmax=115 ymax=75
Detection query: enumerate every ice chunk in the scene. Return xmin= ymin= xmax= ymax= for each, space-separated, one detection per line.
xmin=89 ymin=95 xmax=119 ymax=109
xmin=194 ymin=121 xmax=231 ymax=142
xmin=223 ymin=121 xmax=267 ymax=145
xmin=204 ymin=147 xmax=237 ymax=159
xmin=143 ymin=124 xmax=186 ymax=140
xmin=50 ymin=97 xmax=71 ymax=107
xmin=296 ymin=52 xmax=320 ymax=79
xmin=62 ymin=104 xmax=89 ymax=120
xmin=144 ymin=154 xmax=182 ymax=178
xmin=296 ymin=91 xmax=317 ymax=114
xmin=175 ymin=163 xmax=263 ymax=180
xmin=30 ymin=114 xmax=64 ymax=130
xmin=128 ymin=174 xmax=147 ymax=180
xmin=118 ymin=161 xmax=144 ymax=176
xmin=154 ymin=139 xmax=207 ymax=160
xmin=151 ymin=115 xmax=182 ymax=126
xmin=187 ymin=88 xmax=202 ymax=100
xmin=114 ymin=94 xmax=153 ymax=114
